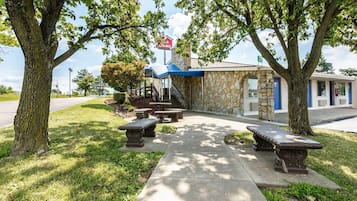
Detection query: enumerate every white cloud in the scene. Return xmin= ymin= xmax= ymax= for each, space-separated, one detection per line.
xmin=323 ymin=46 xmax=357 ymax=73
xmin=0 ymin=76 xmax=23 ymax=91
xmin=87 ymin=44 xmax=103 ymax=53
xmin=168 ymin=13 xmax=192 ymax=39
xmin=86 ymin=64 xmax=102 ymax=75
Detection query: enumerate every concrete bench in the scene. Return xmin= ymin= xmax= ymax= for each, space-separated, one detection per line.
xmin=118 ymin=118 xmax=158 ymax=147
xmin=154 ymin=111 xmax=180 ymax=123
xmin=134 ymin=108 xmax=152 ymax=119
xmin=246 ymin=125 xmax=323 ymax=174
xmin=166 ymin=108 xmax=186 ymax=119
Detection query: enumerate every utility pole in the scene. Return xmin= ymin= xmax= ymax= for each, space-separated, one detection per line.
xmin=68 ymin=68 xmax=73 ymax=97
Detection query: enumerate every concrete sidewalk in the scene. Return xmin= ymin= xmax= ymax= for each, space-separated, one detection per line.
xmin=247 ymin=107 xmax=357 ymax=125
xmin=137 ymin=122 xmax=266 ymax=201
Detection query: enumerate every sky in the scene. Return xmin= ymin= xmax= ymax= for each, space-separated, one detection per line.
xmin=0 ymin=1 xmax=356 ymax=93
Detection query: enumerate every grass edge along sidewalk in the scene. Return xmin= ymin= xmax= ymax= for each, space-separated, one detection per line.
xmin=229 ymin=129 xmax=357 ymax=201
xmin=0 ymin=98 xmax=163 ymax=201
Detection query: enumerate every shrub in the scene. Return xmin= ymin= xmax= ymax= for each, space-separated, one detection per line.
xmin=113 ymin=92 xmax=126 ymax=104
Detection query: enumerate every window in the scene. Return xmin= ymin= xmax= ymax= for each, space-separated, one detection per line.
xmin=247 ymin=78 xmax=258 ymax=98
xmin=338 ymin=83 xmax=346 ymax=96
xmin=317 ymin=81 xmax=326 ymax=96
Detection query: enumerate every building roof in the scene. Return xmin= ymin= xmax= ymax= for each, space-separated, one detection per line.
xmin=190 ymin=58 xmax=271 ymax=71
xmin=310 ymin=72 xmax=356 ymax=81
xmin=145 ymin=63 xmax=204 ymax=78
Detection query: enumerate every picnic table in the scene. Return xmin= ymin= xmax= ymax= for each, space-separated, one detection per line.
xmin=149 ymin=102 xmax=172 ymax=112
xmin=134 ymin=108 xmax=152 ymax=119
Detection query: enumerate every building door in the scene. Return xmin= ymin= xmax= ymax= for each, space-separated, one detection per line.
xmin=274 ymin=77 xmax=281 ymax=110
xmin=348 ymin=82 xmax=352 ymax=104
xmin=329 ymin=81 xmax=335 ymax=105
xmin=308 ymin=80 xmax=312 ymax=107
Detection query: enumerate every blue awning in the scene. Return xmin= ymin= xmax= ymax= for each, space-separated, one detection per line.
xmin=145 ymin=63 xmax=204 ymax=78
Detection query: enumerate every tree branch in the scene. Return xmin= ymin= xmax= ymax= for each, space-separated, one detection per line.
xmin=263 ymin=0 xmax=288 ymax=57
xmin=40 ymin=0 xmax=65 ymax=44
xmin=53 ymin=29 xmax=95 ymax=68
xmin=303 ymin=1 xmax=340 ymax=77
xmin=242 ymin=1 xmax=289 ymax=79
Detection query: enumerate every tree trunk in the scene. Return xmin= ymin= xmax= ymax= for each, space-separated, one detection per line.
xmin=12 ymin=55 xmax=53 ymax=156
xmin=287 ymin=76 xmax=314 ymax=136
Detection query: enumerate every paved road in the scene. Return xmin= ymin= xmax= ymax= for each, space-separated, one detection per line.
xmin=0 ymin=97 xmax=94 ymax=128
xmin=313 ymin=116 xmax=357 ymax=133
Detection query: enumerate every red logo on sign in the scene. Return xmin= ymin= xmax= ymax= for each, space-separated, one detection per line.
xmin=157 ymin=36 xmax=173 ymax=50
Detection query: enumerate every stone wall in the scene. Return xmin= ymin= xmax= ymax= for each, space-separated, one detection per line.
xmin=257 ymin=71 xmax=274 ymax=120
xmin=170 ymin=68 xmax=274 ymax=120
xmin=171 ymin=48 xmax=191 ymax=70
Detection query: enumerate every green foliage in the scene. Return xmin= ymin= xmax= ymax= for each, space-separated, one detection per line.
xmin=340 ymin=67 xmax=357 ymax=76
xmin=0 ymin=93 xmax=19 ymax=101
xmin=176 ymin=0 xmax=356 ymax=62
xmin=315 ymin=56 xmax=335 ymax=74
xmin=0 ymin=98 xmax=163 ymax=200
xmin=113 ymin=92 xmax=126 ymax=104
xmin=101 ymin=61 xmax=145 ymax=91
xmin=103 ymin=50 xmax=142 ymax=65
xmin=0 ymin=84 xmax=13 ymax=94
xmin=224 ymin=131 xmax=255 ymax=145
xmin=0 ymin=2 xmax=18 ymax=62
xmin=156 ymin=125 xmax=177 ymax=134
xmin=72 ymin=69 xmax=96 ymax=96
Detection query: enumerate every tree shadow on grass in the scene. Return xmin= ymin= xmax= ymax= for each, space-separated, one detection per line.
xmin=80 ymin=103 xmax=114 ymax=112
xmin=0 ymin=120 xmax=162 ymax=200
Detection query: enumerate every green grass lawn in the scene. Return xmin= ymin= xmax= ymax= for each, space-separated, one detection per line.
xmin=0 ymin=93 xmax=20 ymax=101
xmin=0 ymin=98 xmax=163 ymax=201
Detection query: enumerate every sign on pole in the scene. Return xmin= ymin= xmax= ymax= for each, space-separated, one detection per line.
xmin=157 ymin=36 xmax=173 ymax=50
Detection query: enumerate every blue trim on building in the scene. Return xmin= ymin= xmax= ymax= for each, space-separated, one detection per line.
xmin=308 ymin=80 xmax=312 ymax=108
xmin=274 ymin=77 xmax=281 ymax=110
xmin=348 ymin=82 xmax=352 ymax=104
xmin=145 ymin=63 xmax=204 ymax=78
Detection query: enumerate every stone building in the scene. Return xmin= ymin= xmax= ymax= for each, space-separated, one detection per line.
xmin=146 ymin=48 xmax=356 ymax=121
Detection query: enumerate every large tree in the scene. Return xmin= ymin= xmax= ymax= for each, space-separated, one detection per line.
xmin=3 ymin=0 xmax=166 ymax=155
xmin=73 ymin=69 xmax=96 ymax=96
xmin=176 ymin=0 xmax=356 ymax=135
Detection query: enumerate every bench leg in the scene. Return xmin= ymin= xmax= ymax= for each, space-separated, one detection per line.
xmin=144 ymin=124 xmax=156 ymax=137
xmin=171 ymin=114 xmax=179 ymax=122
xmin=157 ymin=115 xmax=164 ymax=123
xmin=125 ymin=129 xmax=144 ymax=147
xmin=178 ymin=112 xmax=183 ymax=119
xmin=274 ymin=148 xmax=308 ymax=174
xmin=144 ymin=112 xmax=149 ymax=118
xmin=136 ymin=113 xmax=144 ymax=119
xmin=253 ymin=133 xmax=274 ymax=151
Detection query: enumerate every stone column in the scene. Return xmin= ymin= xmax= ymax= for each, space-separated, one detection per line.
xmin=258 ymin=70 xmax=274 ymax=120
